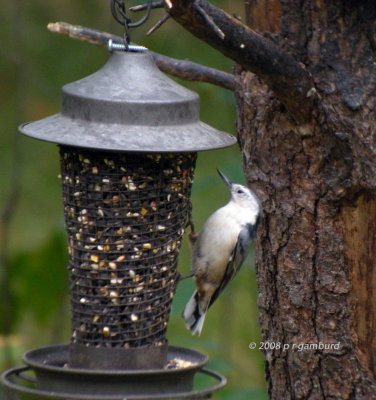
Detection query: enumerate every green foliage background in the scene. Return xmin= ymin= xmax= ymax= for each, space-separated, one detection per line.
xmin=0 ymin=1 xmax=267 ymax=398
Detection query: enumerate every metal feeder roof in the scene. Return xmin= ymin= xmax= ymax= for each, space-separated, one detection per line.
xmin=20 ymin=51 xmax=236 ymax=152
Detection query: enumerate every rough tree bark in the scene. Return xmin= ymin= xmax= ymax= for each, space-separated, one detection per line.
xmin=49 ymin=1 xmax=376 ymax=398
xmin=165 ymin=0 xmax=376 ymax=399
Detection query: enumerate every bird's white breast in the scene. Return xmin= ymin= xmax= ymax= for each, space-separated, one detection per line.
xmin=192 ymin=203 xmax=251 ymax=281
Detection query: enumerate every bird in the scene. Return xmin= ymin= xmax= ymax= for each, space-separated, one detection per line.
xmin=182 ymin=169 xmax=262 ymax=336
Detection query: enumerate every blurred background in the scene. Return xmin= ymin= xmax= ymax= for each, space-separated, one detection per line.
xmin=0 ymin=1 xmax=267 ymax=398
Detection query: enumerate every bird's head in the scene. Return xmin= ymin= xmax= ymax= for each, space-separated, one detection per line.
xmin=217 ymin=169 xmax=261 ymax=211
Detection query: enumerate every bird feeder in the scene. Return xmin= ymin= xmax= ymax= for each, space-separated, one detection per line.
xmin=1 ymin=42 xmax=236 ymax=399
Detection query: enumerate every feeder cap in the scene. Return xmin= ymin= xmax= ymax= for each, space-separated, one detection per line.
xmin=20 ymin=51 xmax=236 ymax=152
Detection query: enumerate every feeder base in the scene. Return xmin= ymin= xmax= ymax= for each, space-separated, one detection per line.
xmin=1 ymin=344 xmax=226 ymax=399
xmin=70 ymin=342 xmax=168 ymax=370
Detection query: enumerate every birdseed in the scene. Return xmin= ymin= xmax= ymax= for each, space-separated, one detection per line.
xmin=59 ymin=146 xmax=196 ymax=349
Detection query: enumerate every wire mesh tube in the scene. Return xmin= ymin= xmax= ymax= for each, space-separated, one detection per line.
xmin=59 ymin=146 xmax=196 ymax=369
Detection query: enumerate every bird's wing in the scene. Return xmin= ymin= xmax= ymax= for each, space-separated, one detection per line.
xmin=208 ymin=224 xmax=253 ymax=308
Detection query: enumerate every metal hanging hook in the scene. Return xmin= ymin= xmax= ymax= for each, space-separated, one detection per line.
xmin=129 ymin=0 xmax=153 ymax=28
xmin=111 ymin=0 xmax=129 ymax=26
xmin=110 ymin=0 xmax=153 ymax=49
xmin=111 ymin=0 xmax=131 ymax=45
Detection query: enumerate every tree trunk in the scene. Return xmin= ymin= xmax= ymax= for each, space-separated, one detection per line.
xmin=165 ymin=0 xmax=376 ymax=397
xmin=236 ymin=1 xmax=376 ymax=399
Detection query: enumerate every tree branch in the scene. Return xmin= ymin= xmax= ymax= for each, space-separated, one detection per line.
xmin=165 ymin=0 xmax=317 ymax=124
xmin=47 ymin=22 xmax=236 ymax=91
xmin=151 ymin=52 xmax=235 ymax=90
xmin=48 ymin=22 xmax=116 ymax=47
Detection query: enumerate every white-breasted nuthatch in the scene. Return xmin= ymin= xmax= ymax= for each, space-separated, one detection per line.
xmin=182 ymin=169 xmax=262 ymax=335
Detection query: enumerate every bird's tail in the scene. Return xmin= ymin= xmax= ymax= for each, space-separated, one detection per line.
xmin=182 ymin=290 xmax=207 ymax=336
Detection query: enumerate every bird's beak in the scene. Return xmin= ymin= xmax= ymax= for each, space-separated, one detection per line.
xmin=217 ymin=169 xmax=232 ymax=189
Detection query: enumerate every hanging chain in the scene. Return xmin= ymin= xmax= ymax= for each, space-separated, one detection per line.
xmin=111 ymin=0 xmax=130 ymax=44
xmin=110 ymin=0 xmax=153 ymax=46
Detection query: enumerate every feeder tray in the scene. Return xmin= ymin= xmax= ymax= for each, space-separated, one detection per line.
xmin=1 ymin=344 xmax=226 ymax=400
